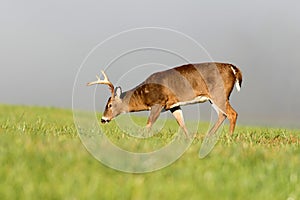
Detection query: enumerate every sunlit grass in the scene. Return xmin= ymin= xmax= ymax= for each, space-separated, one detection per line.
xmin=0 ymin=104 xmax=299 ymax=200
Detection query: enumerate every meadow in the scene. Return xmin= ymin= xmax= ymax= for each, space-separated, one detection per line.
xmin=0 ymin=104 xmax=299 ymax=200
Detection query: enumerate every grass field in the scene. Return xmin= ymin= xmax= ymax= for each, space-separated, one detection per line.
xmin=0 ymin=104 xmax=299 ymax=200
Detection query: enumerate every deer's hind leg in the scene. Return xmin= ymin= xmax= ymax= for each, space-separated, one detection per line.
xmin=225 ymin=100 xmax=238 ymax=134
xmin=206 ymin=99 xmax=227 ymax=136
xmin=208 ymin=103 xmax=227 ymax=136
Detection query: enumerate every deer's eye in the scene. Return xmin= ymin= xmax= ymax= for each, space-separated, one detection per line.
xmin=108 ymin=103 xmax=112 ymax=108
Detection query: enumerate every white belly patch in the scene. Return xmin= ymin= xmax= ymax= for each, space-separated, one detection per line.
xmin=170 ymin=96 xmax=210 ymax=108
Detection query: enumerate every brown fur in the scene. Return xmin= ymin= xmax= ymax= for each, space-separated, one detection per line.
xmin=102 ymin=62 xmax=242 ymax=135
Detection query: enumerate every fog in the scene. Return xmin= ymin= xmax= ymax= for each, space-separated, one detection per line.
xmin=1 ymin=0 xmax=299 ymax=128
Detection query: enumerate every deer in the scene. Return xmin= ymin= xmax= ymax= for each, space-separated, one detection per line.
xmin=87 ymin=62 xmax=242 ymax=138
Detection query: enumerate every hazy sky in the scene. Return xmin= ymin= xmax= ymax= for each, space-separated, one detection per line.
xmin=1 ymin=0 xmax=299 ymax=128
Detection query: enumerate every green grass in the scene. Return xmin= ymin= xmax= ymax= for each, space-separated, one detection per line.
xmin=0 ymin=104 xmax=300 ymax=200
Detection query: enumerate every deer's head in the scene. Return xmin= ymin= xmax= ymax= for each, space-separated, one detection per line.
xmin=87 ymin=71 xmax=125 ymax=123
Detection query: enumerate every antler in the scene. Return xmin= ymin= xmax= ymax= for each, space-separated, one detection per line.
xmin=87 ymin=70 xmax=115 ymax=94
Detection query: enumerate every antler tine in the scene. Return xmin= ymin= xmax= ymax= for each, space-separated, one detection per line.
xmin=87 ymin=71 xmax=115 ymax=94
xmin=100 ymin=70 xmax=114 ymax=93
xmin=101 ymin=70 xmax=109 ymax=81
xmin=95 ymin=75 xmax=101 ymax=81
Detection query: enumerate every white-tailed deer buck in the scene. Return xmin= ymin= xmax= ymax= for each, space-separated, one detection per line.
xmin=87 ymin=62 xmax=242 ymax=137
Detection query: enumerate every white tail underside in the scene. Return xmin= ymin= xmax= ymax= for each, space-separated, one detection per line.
xmin=235 ymin=80 xmax=241 ymax=92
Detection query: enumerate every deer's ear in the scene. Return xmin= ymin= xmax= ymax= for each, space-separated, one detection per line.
xmin=115 ymin=87 xmax=122 ymax=99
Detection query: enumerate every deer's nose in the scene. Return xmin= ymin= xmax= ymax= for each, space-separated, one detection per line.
xmin=101 ymin=117 xmax=110 ymax=124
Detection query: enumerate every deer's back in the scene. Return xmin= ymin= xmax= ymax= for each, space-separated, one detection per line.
xmin=134 ymin=62 xmax=238 ymax=109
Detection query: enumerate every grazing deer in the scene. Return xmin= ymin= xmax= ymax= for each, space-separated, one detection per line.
xmin=87 ymin=62 xmax=242 ymax=137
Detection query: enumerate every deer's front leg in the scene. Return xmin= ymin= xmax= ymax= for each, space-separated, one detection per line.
xmin=146 ymin=104 xmax=163 ymax=129
xmin=170 ymin=106 xmax=189 ymax=137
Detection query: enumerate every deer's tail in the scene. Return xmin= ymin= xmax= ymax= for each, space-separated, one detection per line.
xmin=230 ymin=65 xmax=242 ymax=92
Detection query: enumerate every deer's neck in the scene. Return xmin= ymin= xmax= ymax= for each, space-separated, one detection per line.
xmin=122 ymin=90 xmax=148 ymax=112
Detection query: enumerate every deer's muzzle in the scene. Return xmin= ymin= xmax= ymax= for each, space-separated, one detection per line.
xmin=101 ymin=117 xmax=110 ymax=124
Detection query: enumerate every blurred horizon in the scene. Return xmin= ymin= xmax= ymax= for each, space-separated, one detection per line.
xmin=1 ymin=0 xmax=299 ymax=128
